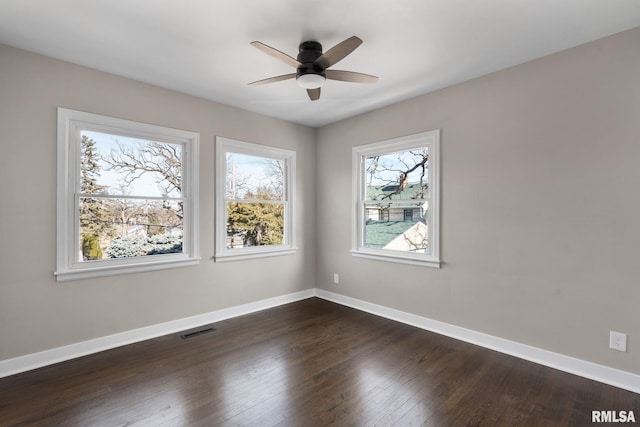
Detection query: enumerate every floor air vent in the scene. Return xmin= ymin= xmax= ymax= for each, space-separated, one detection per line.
xmin=180 ymin=327 xmax=215 ymax=339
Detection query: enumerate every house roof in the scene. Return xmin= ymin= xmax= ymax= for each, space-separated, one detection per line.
xmin=367 ymin=182 xmax=427 ymax=202
xmin=365 ymin=220 xmax=423 ymax=248
xmin=383 ymin=222 xmax=429 ymax=252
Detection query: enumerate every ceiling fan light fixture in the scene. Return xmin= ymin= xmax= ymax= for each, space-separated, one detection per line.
xmin=296 ymin=73 xmax=326 ymax=89
xmin=250 ymin=36 xmax=376 ymax=100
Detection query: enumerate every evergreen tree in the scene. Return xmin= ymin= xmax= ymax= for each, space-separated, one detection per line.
xmin=227 ymin=187 xmax=284 ymax=247
xmin=79 ymin=135 xmax=111 ymax=259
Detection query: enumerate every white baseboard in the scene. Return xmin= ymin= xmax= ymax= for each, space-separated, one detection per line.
xmin=315 ymin=289 xmax=640 ymax=394
xmin=2 ymin=287 xmax=639 ymax=395
xmin=0 ymin=289 xmax=315 ymax=379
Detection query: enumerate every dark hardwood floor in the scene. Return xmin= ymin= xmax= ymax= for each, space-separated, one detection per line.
xmin=1 ymin=298 xmax=638 ymax=426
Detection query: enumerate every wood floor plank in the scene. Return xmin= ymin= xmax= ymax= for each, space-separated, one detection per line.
xmin=1 ymin=298 xmax=638 ymax=426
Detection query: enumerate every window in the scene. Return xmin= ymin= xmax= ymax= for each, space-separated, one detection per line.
xmin=352 ymin=130 xmax=440 ymax=267
xmin=215 ymin=137 xmax=296 ymax=261
xmin=56 ymin=108 xmax=199 ymax=281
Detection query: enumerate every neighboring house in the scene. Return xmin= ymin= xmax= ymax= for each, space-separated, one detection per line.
xmin=365 ymin=182 xmax=429 ymax=251
xmin=126 ymin=224 xmax=146 ymax=237
xmin=365 ymin=182 xmax=428 ymax=222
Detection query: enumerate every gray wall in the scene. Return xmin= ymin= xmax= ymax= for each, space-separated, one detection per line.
xmin=0 ymin=44 xmax=317 ymax=361
xmin=316 ymin=27 xmax=640 ymax=374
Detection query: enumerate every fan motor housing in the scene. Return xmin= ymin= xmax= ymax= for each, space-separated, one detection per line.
xmin=297 ymin=41 xmax=325 ymax=78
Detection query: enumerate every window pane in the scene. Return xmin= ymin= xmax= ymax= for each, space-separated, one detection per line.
xmin=226 ymin=153 xmax=284 ymax=201
xmin=79 ymin=198 xmax=183 ymax=260
xmin=225 ymin=201 xmax=284 ymax=248
xmin=352 ymin=130 xmax=439 ymax=266
xmin=363 ymin=202 xmax=429 ymax=253
xmin=81 ymin=130 xmax=183 ymax=198
xmin=365 ymin=148 xmax=429 ymax=201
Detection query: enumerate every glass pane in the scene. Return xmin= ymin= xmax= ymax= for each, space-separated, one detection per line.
xmin=363 ymin=202 xmax=429 ymax=253
xmin=79 ymin=197 xmax=183 ymax=261
xmin=226 ymin=153 xmax=284 ymax=201
xmin=225 ymin=201 xmax=284 ymax=248
xmin=80 ymin=130 xmax=183 ymax=198
xmin=365 ymin=147 xmax=429 ymax=201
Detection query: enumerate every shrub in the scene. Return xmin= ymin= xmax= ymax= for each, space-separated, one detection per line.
xmin=105 ymin=233 xmax=182 ymax=258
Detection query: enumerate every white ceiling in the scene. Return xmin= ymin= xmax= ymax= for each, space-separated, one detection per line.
xmin=1 ymin=1 xmax=639 ymax=127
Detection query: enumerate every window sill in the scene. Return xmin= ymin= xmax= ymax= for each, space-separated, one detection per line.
xmin=351 ymin=249 xmax=441 ymax=268
xmin=55 ymin=257 xmax=200 ymax=282
xmin=215 ymin=248 xmax=297 ymax=262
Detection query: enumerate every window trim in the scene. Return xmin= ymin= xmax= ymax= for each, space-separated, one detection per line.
xmin=215 ymin=137 xmax=296 ymax=262
xmin=56 ymin=108 xmax=200 ymax=281
xmin=351 ymin=129 xmax=441 ymax=268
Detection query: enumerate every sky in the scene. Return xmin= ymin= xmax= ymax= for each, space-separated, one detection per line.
xmin=226 ymin=153 xmax=284 ymax=200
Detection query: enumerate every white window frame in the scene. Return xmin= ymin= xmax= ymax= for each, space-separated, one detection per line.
xmin=215 ymin=137 xmax=296 ymax=262
xmin=352 ymin=129 xmax=441 ymax=268
xmin=56 ymin=108 xmax=200 ymax=281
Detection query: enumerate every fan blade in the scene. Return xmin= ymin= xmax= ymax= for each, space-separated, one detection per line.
xmin=250 ymin=41 xmax=300 ymax=68
xmin=315 ymin=36 xmax=362 ymax=69
xmin=248 ymin=73 xmax=297 ymax=86
xmin=307 ymin=88 xmax=320 ymax=101
xmin=326 ymin=70 xmax=379 ymax=84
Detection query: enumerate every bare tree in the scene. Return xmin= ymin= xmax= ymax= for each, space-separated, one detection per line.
xmin=366 ymin=149 xmax=429 ymax=200
xmin=262 ymin=158 xmax=285 ymax=198
xmin=226 ymin=154 xmax=251 ymax=199
xmin=103 ymin=140 xmax=182 ymax=196
xmin=102 ymin=140 xmax=183 ymax=222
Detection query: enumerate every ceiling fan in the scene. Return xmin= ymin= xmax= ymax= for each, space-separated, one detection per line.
xmin=248 ymin=36 xmax=378 ymax=101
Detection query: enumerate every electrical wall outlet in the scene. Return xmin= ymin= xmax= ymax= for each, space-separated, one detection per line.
xmin=609 ymin=331 xmax=627 ymax=352
xmin=333 ymin=273 xmax=340 ymax=284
